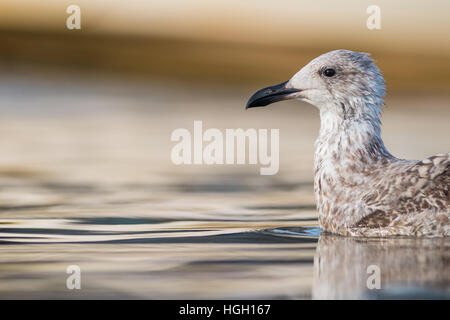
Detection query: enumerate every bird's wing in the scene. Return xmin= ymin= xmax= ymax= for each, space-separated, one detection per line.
xmin=412 ymin=153 xmax=450 ymax=209
xmin=355 ymin=153 xmax=450 ymax=228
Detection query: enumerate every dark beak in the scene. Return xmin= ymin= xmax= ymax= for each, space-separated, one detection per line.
xmin=246 ymin=81 xmax=300 ymax=109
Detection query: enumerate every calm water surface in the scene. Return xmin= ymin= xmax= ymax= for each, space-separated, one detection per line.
xmin=0 ymin=73 xmax=449 ymax=299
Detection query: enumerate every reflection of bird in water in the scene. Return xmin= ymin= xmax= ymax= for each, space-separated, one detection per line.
xmin=247 ymin=50 xmax=449 ymax=237
xmin=312 ymin=233 xmax=450 ymax=299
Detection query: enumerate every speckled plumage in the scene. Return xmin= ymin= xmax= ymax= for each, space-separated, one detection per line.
xmin=248 ymin=49 xmax=450 ymax=237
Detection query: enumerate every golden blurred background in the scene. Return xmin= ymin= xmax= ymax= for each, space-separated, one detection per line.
xmin=1 ymin=0 xmax=450 ymax=91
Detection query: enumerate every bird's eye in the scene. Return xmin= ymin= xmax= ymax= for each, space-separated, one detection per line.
xmin=323 ymin=68 xmax=336 ymax=77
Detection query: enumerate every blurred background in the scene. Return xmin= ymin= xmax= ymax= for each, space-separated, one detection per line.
xmin=1 ymin=0 xmax=450 ymax=89
xmin=0 ymin=0 xmax=449 ymax=183
xmin=0 ymin=0 xmax=449 ymax=299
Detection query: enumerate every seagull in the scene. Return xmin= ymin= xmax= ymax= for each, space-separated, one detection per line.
xmin=246 ymin=49 xmax=449 ymax=237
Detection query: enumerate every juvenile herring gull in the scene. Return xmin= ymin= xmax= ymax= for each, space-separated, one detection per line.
xmin=246 ymin=49 xmax=449 ymax=237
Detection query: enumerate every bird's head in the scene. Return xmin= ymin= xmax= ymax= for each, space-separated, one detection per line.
xmin=246 ymin=49 xmax=386 ymax=120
